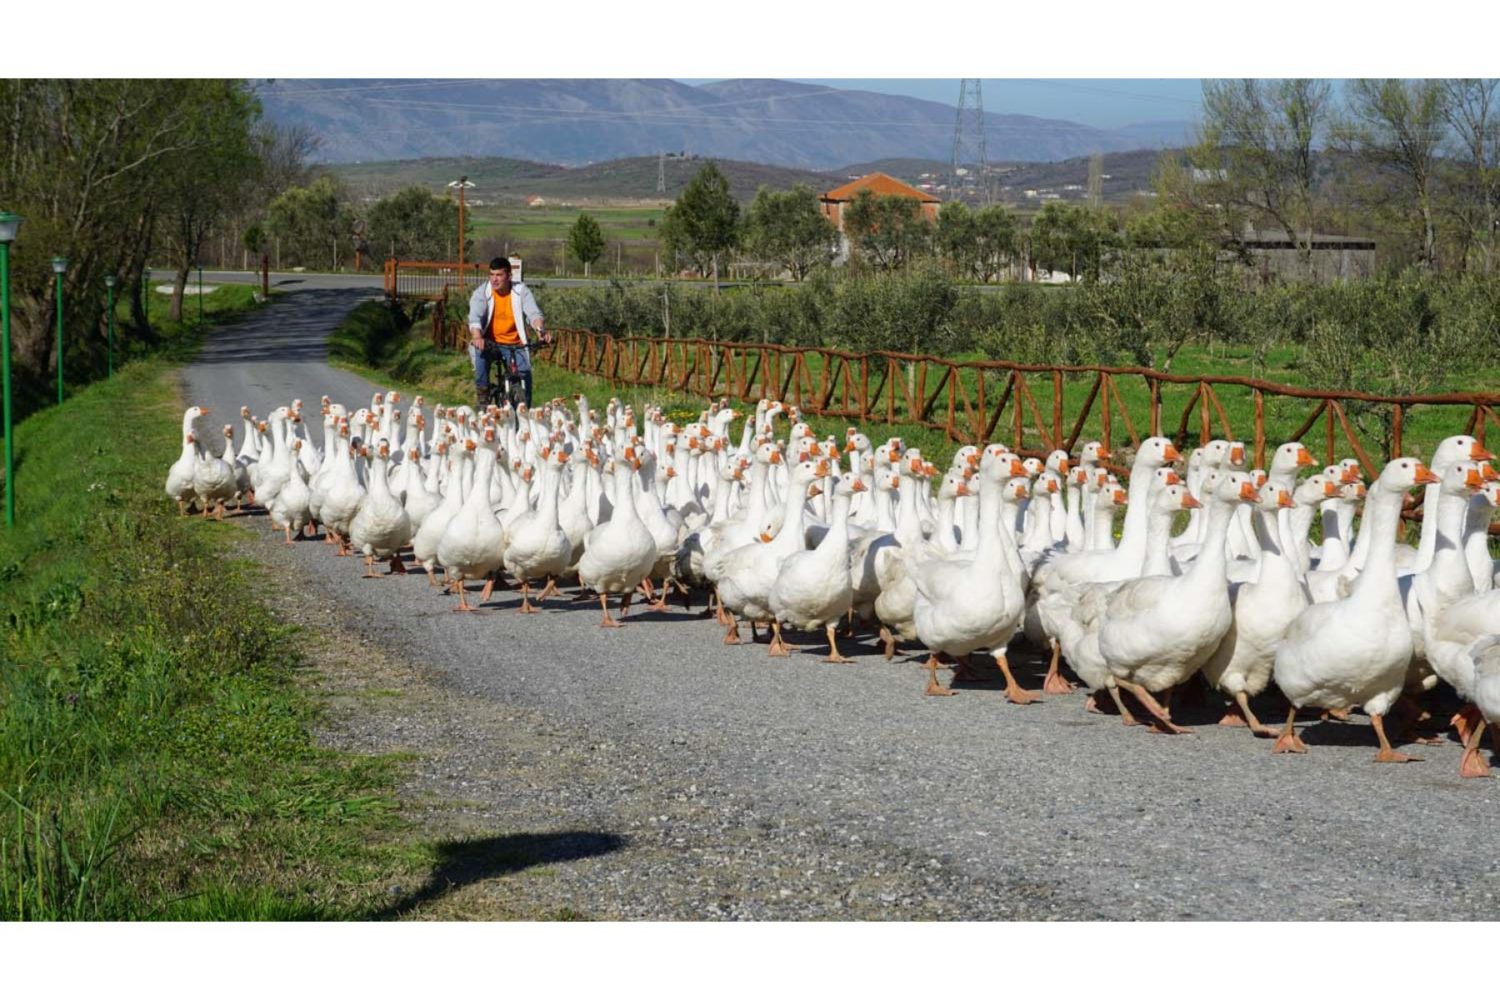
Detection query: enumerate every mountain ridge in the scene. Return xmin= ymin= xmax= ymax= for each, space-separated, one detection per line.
xmin=258 ymin=78 xmax=1194 ymax=168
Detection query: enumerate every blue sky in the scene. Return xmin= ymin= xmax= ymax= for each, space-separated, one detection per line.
xmin=687 ymin=79 xmax=1206 ymax=129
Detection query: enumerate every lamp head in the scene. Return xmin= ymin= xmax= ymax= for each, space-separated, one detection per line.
xmin=0 ymin=211 xmax=22 ymax=244
xmin=50 ymin=256 xmax=68 ymax=275
xmin=104 ymin=275 xmax=116 ymax=289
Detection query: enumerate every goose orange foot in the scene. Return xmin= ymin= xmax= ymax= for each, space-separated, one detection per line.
xmin=994 ymin=654 xmax=1040 ymax=706
xmin=1271 ymin=707 xmax=1308 ymax=753
xmin=878 ymin=626 xmax=897 ymax=661
xmin=597 ymin=592 xmax=623 ymax=628
xmin=1041 ymin=641 xmax=1076 ymax=694
xmin=821 ymin=624 xmax=854 ymax=664
xmin=767 ymin=623 xmax=792 ymax=658
xmin=1371 ymin=714 xmax=1419 ymax=764
xmin=922 ymin=655 xmax=956 ymax=697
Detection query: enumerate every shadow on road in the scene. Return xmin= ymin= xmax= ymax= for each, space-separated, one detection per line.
xmin=375 ymin=830 xmax=628 ymax=919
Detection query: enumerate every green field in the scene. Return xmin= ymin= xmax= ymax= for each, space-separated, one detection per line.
xmin=469 ymin=204 xmax=665 ymax=244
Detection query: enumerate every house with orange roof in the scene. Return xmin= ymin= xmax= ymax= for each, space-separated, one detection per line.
xmin=819 ymin=172 xmax=942 ymax=232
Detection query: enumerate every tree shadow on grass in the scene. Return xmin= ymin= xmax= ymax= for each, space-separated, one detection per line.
xmin=374 ymin=830 xmax=628 ymax=919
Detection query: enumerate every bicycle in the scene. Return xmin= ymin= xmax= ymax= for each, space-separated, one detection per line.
xmin=481 ymin=341 xmax=540 ymax=411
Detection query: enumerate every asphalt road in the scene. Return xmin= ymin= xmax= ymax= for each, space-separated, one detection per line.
xmin=183 ymin=288 xmax=1500 ymax=920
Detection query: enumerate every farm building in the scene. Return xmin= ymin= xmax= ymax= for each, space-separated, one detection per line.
xmin=819 ymin=172 xmax=942 ymax=231
xmin=1235 ymin=228 xmax=1377 ymax=284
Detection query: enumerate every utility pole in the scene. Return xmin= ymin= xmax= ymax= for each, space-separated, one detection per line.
xmin=447 ymin=175 xmax=475 ymax=266
xmin=951 ymin=79 xmax=991 ymax=206
xmin=658 ymin=152 xmax=666 ymax=194
xmin=1088 ymin=152 xmax=1103 ymax=208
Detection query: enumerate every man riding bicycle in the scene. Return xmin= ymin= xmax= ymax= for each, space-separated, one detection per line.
xmin=467 ymin=255 xmax=549 ymax=410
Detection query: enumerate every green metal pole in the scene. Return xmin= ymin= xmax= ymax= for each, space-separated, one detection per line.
xmin=55 ymin=268 xmax=64 ymax=404
xmin=2 ymin=242 xmax=12 ymax=527
xmin=106 ymin=283 xmax=115 ymax=378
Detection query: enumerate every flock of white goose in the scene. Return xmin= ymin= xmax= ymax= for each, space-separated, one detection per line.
xmin=167 ymin=390 xmax=1500 ymax=775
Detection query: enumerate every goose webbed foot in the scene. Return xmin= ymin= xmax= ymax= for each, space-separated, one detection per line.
xmin=878 ymin=626 xmax=897 ymax=661
xmin=1459 ymin=719 xmax=1491 ymax=778
xmin=923 ymin=655 xmax=957 ymax=697
xmin=822 ymin=623 xmax=854 ymax=664
xmin=994 ymin=653 xmax=1041 ymax=706
xmin=1371 ymin=714 xmax=1420 ymax=763
xmin=598 ymin=592 xmax=624 ymax=628
xmin=1041 ymin=640 xmax=1076 ymax=694
xmin=1118 ymin=680 xmax=1184 ymax=732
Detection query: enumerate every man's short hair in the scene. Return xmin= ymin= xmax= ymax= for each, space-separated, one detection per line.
xmin=489 ymin=256 xmax=512 ymax=273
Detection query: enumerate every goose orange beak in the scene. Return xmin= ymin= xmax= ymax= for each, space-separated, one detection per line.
xmin=1472 ymin=443 xmax=1495 ymax=462
xmin=1181 ymin=494 xmax=1202 ymax=509
xmin=1342 ymin=463 xmax=1362 ymax=482
xmin=956 ymin=483 xmax=972 ymax=497
xmin=1483 ymin=464 xmax=1499 ymax=482
xmin=1165 ymin=471 xmax=1181 ymax=485
xmin=1097 ymin=446 xmax=1111 ymax=461
xmin=1466 ymin=467 xmax=1484 ymax=489
xmin=1048 ymin=480 xmax=1059 ymax=493
xmin=1009 ymin=459 xmax=1025 ymax=476
xmin=1163 ymin=443 xmax=1181 ymax=462
xmin=1239 ymin=482 xmax=1261 ymax=502
xmin=758 ymin=532 xmax=774 ymax=543
xmin=1296 ymin=446 xmax=1314 ymax=466
xmin=807 ymin=484 xmax=823 ymax=498
xmin=769 ymin=451 xmax=782 ymax=465
xmin=1113 ymin=489 xmax=1127 ymax=503
xmin=1323 ymin=481 xmax=1338 ymax=497
xmin=851 ymin=479 xmax=868 ymax=493
xmin=1230 ymin=445 xmax=1245 ymax=465
xmin=1278 ymin=489 xmax=1293 ymax=508
xmin=1058 ymin=458 xmax=1070 ymax=474
xmin=1414 ymin=463 xmax=1439 ymax=485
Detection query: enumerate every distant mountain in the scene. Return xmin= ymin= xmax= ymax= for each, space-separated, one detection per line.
xmin=258 ymin=78 xmax=1198 ymax=168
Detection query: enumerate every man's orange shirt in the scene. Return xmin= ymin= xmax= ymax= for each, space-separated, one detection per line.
xmin=488 ymin=290 xmax=521 ymax=345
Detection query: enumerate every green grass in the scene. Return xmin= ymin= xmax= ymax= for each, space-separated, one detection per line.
xmin=0 ymin=359 xmax=439 ymax=919
xmin=469 ymin=204 xmax=665 ymax=243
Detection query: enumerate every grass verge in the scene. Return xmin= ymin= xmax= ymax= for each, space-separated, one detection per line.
xmin=0 ymin=358 xmax=425 ymax=919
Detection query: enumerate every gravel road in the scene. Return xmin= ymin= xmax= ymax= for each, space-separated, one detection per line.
xmin=185 ymin=290 xmax=1500 ymax=920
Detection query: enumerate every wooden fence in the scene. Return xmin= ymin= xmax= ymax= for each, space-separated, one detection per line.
xmin=540 ymin=329 xmax=1500 ymax=492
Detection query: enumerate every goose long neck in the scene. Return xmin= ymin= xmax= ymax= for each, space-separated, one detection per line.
xmin=1253 ymin=506 xmax=1286 ymax=559
xmin=1188 ymin=498 xmax=1236 ymax=583
xmin=1117 ymin=458 xmax=1160 ymax=556
xmin=1141 ymin=507 xmax=1178 ymax=576
xmin=1351 ymin=487 xmax=1403 ymax=602
xmin=821 ymin=493 xmax=852 ymax=552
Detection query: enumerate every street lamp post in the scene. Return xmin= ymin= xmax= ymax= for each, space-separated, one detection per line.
xmin=0 ymin=211 xmax=23 ymax=527
xmin=104 ymin=275 xmax=116 ymax=378
xmin=51 ymin=256 xmax=67 ymax=405
xmin=447 ymin=176 xmax=475 ymax=269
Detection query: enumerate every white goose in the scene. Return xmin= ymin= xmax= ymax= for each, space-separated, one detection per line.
xmin=578 ymin=449 xmax=660 ymax=627
xmin=503 ymin=446 xmax=573 ymax=612
xmin=192 ymin=424 xmax=239 ymax=519
xmin=267 ymin=439 xmax=313 ymax=544
xmin=166 ymin=405 xmax=208 ymax=514
xmin=1270 ymin=458 xmax=1438 ymax=762
xmin=349 ymin=439 xmax=414 ymax=578
xmin=437 ymin=433 xmax=506 ymax=611
xmin=769 ymin=472 xmax=865 ymax=663
xmin=1096 ymin=472 xmax=1260 ymax=733
xmin=910 ymin=454 xmax=1033 ymax=703
xmin=1200 ymin=482 xmax=1306 ymax=737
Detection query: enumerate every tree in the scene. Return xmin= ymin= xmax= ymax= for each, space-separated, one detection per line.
xmin=661 ymin=162 xmax=740 ymax=286
xmin=154 ymin=81 xmax=262 ymax=321
xmin=367 ymin=187 xmax=461 ymax=262
xmin=1340 ymin=79 xmax=1451 ymax=269
xmin=842 ymin=190 xmax=932 ymax=271
xmin=741 ymin=185 xmax=838 ymax=280
xmin=0 ymin=79 xmax=267 ymax=404
xmin=936 ymin=202 xmax=1014 ymax=281
xmin=1439 ymin=79 xmax=1500 ymax=274
xmin=1028 ymin=202 xmax=1120 ymax=281
xmin=1195 ymin=79 xmax=1332 ymax=279
xmin=265 ymin=176 xmax=352 ymax=270
xmin=566 ymin=212 xmax=607 ymax=277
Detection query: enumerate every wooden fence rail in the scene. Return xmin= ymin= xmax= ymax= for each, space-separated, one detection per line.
xmin=537 ymin=328 xmax=1500 ymax=537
